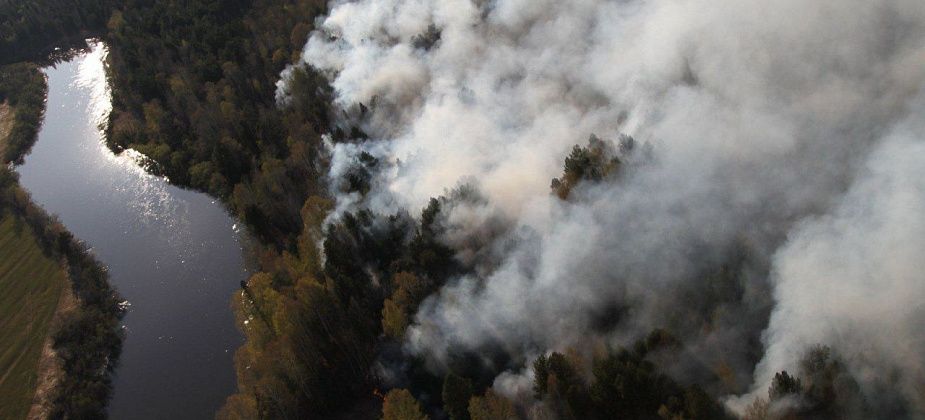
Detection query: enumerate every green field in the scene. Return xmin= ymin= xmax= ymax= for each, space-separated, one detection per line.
xmin=0 ymin=215 xmax=65 ymax=420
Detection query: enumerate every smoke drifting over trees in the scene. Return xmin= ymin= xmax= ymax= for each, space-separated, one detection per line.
xmin=277 ymin=0 xmax=925 ymax=417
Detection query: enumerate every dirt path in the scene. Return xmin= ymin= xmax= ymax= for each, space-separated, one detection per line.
xmin=0 ymin=101 xmax=13 ymax=158
xmin=26 ymin=267 xmax=76 ymax=420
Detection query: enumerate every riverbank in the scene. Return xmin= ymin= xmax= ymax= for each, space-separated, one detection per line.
xmin=17 ymin=1 xmax=373 ymax=416
xmin=2 ymin=2 xmax=248 ymax=417
xmin=18 ymin=45 xmax=250 ymax=418
xmin=0 ymin=165 xmax=124 ymax=419
xmin=0 ymin=53 xmax=123 ymax=418
xmin=0 ymin=75 xmax=65 ymax=420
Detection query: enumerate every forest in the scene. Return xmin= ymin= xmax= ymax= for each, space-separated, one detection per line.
xmin=216 ymin=135 xmax=877 ymax=419
xmin=95 ymin=0 xmax=900 ymax=418
xmin=3 ymin=0 xmax=920 ymax=418
xmin=0 ymin=0 xmax=116 ymax=64
xmin=104 ymin=0 xmax=331 ymax=247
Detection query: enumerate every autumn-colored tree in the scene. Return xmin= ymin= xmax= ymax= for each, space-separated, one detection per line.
xmin=382 ymin=272 xmax=432 ymax=338
xmin=382 ymin=298 xmax=409 ymax=339
xmin=550 ymin=134 xmax=625 ymax=200
xmin=215 ymin=394 xmax=257 ymax=420
xmin=382 ymin=389 xmax=428 ymax=420
xmin=469 ymin=390 xmax=516 ymax=420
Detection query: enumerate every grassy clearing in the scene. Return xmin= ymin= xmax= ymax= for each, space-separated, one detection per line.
xmin=0 ymin=215 xmax=65 ymax=420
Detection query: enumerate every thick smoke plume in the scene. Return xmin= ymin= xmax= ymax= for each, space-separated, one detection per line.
xmin=286 ymin=0 xmax=925 ymax=414
xmin=746 ymin=95 xmax=925 ymax=414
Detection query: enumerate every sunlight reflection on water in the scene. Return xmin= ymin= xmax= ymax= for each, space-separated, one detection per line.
xmin=19 ymin=41 xmax=246 ymax=418
xmin=75 ymin=42 xmax=183 ymax=239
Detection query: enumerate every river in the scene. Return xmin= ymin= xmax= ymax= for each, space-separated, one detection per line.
xmin=16 ymin=43 xmax=246 ymax=419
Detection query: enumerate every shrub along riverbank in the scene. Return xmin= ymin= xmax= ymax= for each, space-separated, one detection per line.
xmin=0 ymin=63 xmax=47 ymax=164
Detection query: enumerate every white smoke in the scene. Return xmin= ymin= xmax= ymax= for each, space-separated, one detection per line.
xmin=743 ymin=94 xmax=925 ymax=413
xmin=288 ymin=0 xmax=925 ymax=413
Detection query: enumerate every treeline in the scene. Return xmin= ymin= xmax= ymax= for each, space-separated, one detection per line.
xmin=364 ymin=137 xmax=870 ymax=420
xmin=221 ymin=190 xmax=741 ymax=418
xmin=104 ymin=0 xmax=331 ymax=246
xmin=526 ymin=331 xmax=729 ymax=419
xmin=743 ymin=345 xmax=884 ymax=420
xmin=0 ymin=63 xmax=47 ymax=164
xmin=219 ymin=189 xmax=462 ymax=418
xmin=0 ymin=167 xmax=123 ymax=418
xmin=384 ymin=330 xmax=730 ymax=420
xmin=223 ymin=132 xmax=891 ymax=419
xmin=381 ymin=343 xmax=876 ymax=420
xmin=217 ymin=134 xmax=740 ymax=418
xmin=0 ymin=0 xmax=116 ymax=64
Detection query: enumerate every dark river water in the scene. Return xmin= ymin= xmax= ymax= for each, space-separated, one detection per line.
xmin=16 ymin=43 xmax=246 ymax=419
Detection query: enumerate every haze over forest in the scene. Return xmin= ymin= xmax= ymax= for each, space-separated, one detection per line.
xmin=283 ymin=0 xmax=925 ymax=417
xmin=1 ymin=0 xmax=925 ymax=419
